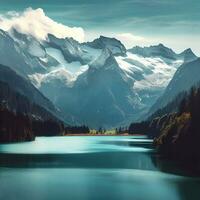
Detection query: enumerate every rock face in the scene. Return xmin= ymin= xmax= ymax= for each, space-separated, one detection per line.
xmin=85 ymin=36 xmax=127 ymax=56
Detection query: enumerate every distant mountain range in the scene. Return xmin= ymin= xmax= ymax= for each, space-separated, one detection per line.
xmin=0 ymin=14 xmax=199 ymax=129
xmin=129 ymin=44 xmax=197 ymax=62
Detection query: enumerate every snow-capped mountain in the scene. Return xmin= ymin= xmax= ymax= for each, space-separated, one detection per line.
xmin=85 ymin=36 xmax=127 ymax=56
xmin=0 ymin=9 xmax=196 ymax=128
xmin=129 ymin=44 xmax=198 ymax=63
xmin=129 ymin=44 xmax=178 ymax=60
xmin=39 ymin=48 xmax=142 ymax=128
xmin=149 ymin=58 xmax=200 ymax=116
xmin=178 ymin=48 xmax=198 ymax=63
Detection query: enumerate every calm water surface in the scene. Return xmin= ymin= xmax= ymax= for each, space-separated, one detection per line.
xmin=0 ymin=136 xmax=200 ymax=200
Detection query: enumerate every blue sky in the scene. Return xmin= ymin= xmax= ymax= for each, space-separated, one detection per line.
xmin=0 ymin=0 xmax=200 ymax=54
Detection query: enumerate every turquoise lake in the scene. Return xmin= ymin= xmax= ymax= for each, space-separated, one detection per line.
xmin=0 ymin=136 xmax=200 ymax=200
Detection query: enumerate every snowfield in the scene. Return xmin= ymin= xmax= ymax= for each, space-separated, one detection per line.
xmin=116 ymin=53 xmax=183 ymax=91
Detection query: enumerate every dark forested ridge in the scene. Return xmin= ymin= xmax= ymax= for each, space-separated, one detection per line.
xmin=154 ymin=86 xmax=200 ymax=161
xmin=128 ymin=91 xmax=187 ymax=137
xmin=0 ymin=64 xmax=59 ymax=115
xmin=0 ymin=80 xmax=90 ymax=142
xmin=147 ymin=91 xmax=187 ymax=121
xmin=0 ymin=64 xmax=89 ymax=142
xmin=129 ymin=85 xmax=200 ymax=162
xmin=0 ymin=81 xmax=60 ymax=122
xmin=65 ymin=126 xmax=90 ymax=134
xmin=0 ymin=81 xmax=65 ymax=143
xmin=0 ymin=105 xmax=34 ymax=143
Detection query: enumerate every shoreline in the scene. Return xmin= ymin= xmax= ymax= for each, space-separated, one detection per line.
xmin=64 ymin=133 xmax=144 ymax=136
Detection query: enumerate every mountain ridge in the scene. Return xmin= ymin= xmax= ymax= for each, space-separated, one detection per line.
xmin=148 ymin=58 xmax=200 ymax=117
xmin=0 ymin=21 xmax=197 ymax=128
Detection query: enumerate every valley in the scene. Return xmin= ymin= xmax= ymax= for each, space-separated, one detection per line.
xmin=0 ymin=3 xmax=200 ymax=200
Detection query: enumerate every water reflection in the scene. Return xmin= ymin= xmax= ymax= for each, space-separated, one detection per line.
xmin=0 ymin=167 xmax=199 ymax=200
xmin=0 ymin=136 xmax=155 ymax=169
xmin=0 ymin=136 xmax=200 ymax=200
xmin=0 ymin=151 xmax=156 ymax=170
xmin=0 ymin=136 xmax=152 ymax=154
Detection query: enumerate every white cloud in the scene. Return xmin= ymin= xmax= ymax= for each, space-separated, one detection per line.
xmin=116 ymin=33 xmax=145 ymax=48
xmin=0 ymin=8 xmax=85 ymax=42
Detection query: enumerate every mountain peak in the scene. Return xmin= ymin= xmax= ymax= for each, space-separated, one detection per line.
xmin=47 ymin=33 xmax=78 ymax=43
xmin=184 ymin=48 xmax=192 ymax=52
xmin=179 ymin=48 xmax=197 ymax=63
xmin=90 ymin=48 xmax=117 ymax=69
xmin=153 ymin=43 xmax=172 ymax=50
xmin=85 ymin=36 xmax=126 ymax=56
xmin=157 ymin=43 xmax=165 ymax=47
xmin=99 ymin=35 xmax=111 ymax=40
xmin=129 ymin=44 xmax=176 ymax=60
xmin=181 ymin=48 xmax=194 ymax=55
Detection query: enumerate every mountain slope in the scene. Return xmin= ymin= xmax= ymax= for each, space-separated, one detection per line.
xmin=0 ymin=29 xmax=52 ymax=77
xmin=0 ymin=80 xmax=59 ymax=122
xmin=129 ymin=83 xmax=200 ymax=165
xmin=0 ymin=104 xmax=34 ymax=143
xmin=0 ymin=9 xmax=195 ymax=128
xmin=0 ymin=29 xmax=188 ymax=128
xmin=149 ymin=58 xmax=200 ymax=115
xmin=40 ymin=49 xmax=141 ymax=128
xmin=0 ymin=31 xmax=186 ymax=128
xmin=153 ymin=86 xmax=200 ymax=163
xmin=178 ymin=48 xmax=198 ymax=63
xmin=0 ymin=81 xmax=65 ymax=142
xmin=85 ymin=36 xmax=126 ymax=56
xmin=0 ymin=64 xmax=59 ymax=115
